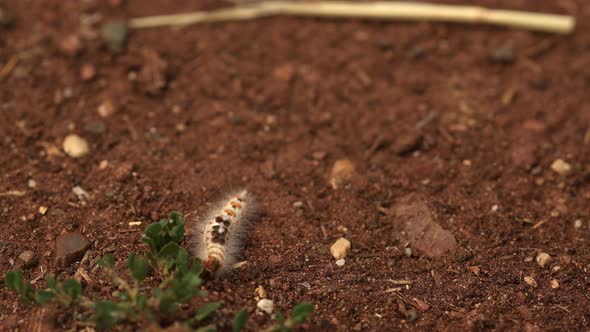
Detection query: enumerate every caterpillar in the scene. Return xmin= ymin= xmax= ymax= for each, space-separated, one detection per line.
xmin=192 ymin=189 xmax=254 ymax=277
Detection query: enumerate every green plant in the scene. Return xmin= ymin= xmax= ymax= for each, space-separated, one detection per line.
xmin=3 ymin=211 xmax=314 ymax=331
xmin=267 ymin=302 xmax=314 ymax=332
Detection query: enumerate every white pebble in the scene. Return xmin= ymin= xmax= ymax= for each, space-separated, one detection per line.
xmin=536 ymin=252 xmax=553 ymax=268
xmin=330 ymin=237 xmax=351 ymax=260
xmin=335 ymin=259 xmax=346 ymax=267
xmin=293 ymin=201 xmax=304 ymax=209
xmin=63 ymin=134 xmax=89 ymax=158
xmin=551 ymin=159 xmax=571 ymax=175
xmin=524 ymin=276 xmax=537 ymax=288
xmin=574 ymin=219 xmax=583 ymax=229
xmin=257 ymin=299 xmax=274 ymax=314
xmin=27 ymin=179 xmax=36 ymax=188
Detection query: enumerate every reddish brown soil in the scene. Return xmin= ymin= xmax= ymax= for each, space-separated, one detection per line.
xmin=2 ymin=0 xmax=590 ymax=331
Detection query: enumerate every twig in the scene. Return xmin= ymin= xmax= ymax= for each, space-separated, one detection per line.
xmin=0 ymin=55 xmax=18 ymax=80
xmin=129 ymin=1 xmax=575 ymax=34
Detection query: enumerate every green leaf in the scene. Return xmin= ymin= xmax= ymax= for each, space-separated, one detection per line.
xmin=233 ymin=308 xmax=248 ymax=332
xmin=4 ymin=270 xmax=23 ymax=292
xmin=44 ymin=274 xmax=57 ymax=289
xmin=192 ymin=258 xmax=205 ymax=276
xmin=144 ymin=222 xmax=162 ymax=238
xmin=127 ymin=253 xmax=149 ymax=281
xmin=194 ymin=302 xmax=222 ymax=321
xmin=169 ymin=211 xmax=184 ymax=225
xmin=290 ymin=302 xmax=314 ymax=324
xmin=98 ymin=255 xmax=115 ymax=269
xmin=136 ymin=294 xmax=147 ymax=310
xmin=35 ymin=290 xmax=55 ymax=305
xmin=62 ymin=279 xmax=82 ymax=301
xmin=169 ymin=224 xmax=184 ymax=243
xmin=158 ymin=242 xmax=180 ymax=260
xmin=94 ymin=300 xmax=122 ymax=329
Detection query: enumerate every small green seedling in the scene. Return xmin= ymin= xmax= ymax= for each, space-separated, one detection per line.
xmin=3 ymin=211 xmax=313 ymax=330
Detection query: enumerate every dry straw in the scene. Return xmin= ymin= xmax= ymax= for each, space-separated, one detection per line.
xmin=129 ymin=1 xmax=575 ymax=34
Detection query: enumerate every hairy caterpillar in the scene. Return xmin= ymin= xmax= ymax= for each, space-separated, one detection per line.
xmin=192 ymin=189 xmax=254 ymax=277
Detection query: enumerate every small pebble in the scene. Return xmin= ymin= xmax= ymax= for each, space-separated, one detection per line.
xmin=60 ymin=34 xmax=82 ymax=56
xmin=84 ymin=121 xmax=106 ymax=134
xmin=404 ymin=247 xmax=412 ymax=258
xmin=97 ymin=99 xmax=116 ymax=118
xmin=330 ymin=237 xmax=351 ymax=260
xmin=335 ymin=259 xmax=346 ymax=267
xmin=54 ymin=232 xmax=91 ymax=268
xmin=63 ymin=134 xmax=90 ymax=158
xmin=38 ymin=206 xmax=48 ymax=215
xmin=550 ymin=279 xmax=560 ymax=289
xmin=574 ymin=219 xmax=582 ymax=229
xmin=257 ymin=299 xmax=274 ymax=314
xmin=330 ymin=159 xmax=356 ymax=189
xmin=536 ymin=252 xmax=553 ymax=268
xmin=293 ymin=201 xmax=304 ymax=209
xmin=114 ymin=162 xmax=134 ymax=181
xmin=27 ymin=179 xmax=36 ymax=188
xmin=492 ymin=44 xmax=515 ymax=63
xmin=80 ymin=64 xmax=96 ymax=81
xmin=551 ymin=265 xmax=561 ymax=273
xmin=101 ymin=21 xmax=128 ymax=54
xmin=524 ymin=276 xmax=537 ymax=288
xmin=255 ymin=285 xmax=267 ymax=299
xmin=551 ymin=159 xmax=571 ymax=175
xmin=18 ymin=251 xmax=38 ymax=268
xmin=99 ymin=160 xmax=109 ymax=170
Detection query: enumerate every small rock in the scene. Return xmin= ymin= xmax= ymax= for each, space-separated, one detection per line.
xmin=511 ymin=144 xmax=537 ymax=169
xmin=524 ymin=276 xmax=537 ymax=288
xmin=523 ymin=119 xmax=546 ymax=133
xmin=80 ymin=64 xmax=96 ymax=81
xmin=99 ymin=160 xmax=109 ymax=170
xmin=100 ymin=21 xmax=128 ymax=54
xmin=27 ymin=179 xmax=37 ymax=188
xmin=63 ymin=134 xmax=90 ymax=158
xmin=391 ymin=195 xmax=458 ymax=258
xmin=536 ymin=253 xmax=553 ymax=268
xmin=293 ymin=201 xmax=304 ymax=209
xmin=114 ymin=162 xmax=134 ymax=181
xmin=255 ymin=285 xmax=267 ymax=299
xmin=38 ymin=206 xmax=48 ymax=215
xmin=492 ymin=44 xmax=515 ymax=63
xmin=330 ymin=238 xmax=351 ymax=260
xmin=54 ymin=232 xmax=91 ymax=268
xmin=552 ymin=265 xmax=561 ymax=273
xmin=138 ymin=48 xmax=168 ymax=95
xmin=413 ymin=298 xmax=430 ymax=312
xmin=393 ymin=130 xmax=423 ymax=156
xmin=404 ymin=247 xmax=412 ymax=258
xmin=551 ymin=159 xmax=571 ymax=175
xmin=84 ymin=121 xmax=106 ymax=134
xmin=312 ymin=151 xmax=327 ymax=160
xmin=574 ymin=219 xmax=583 ymax=229
xmin=550 ymin=279 xmax=559 ymax=289
xmin=97 ymin=99 xmax=116 ymax=118
xmin=335 ymin=259 xmax=346 ymax=267
xmin=72 ymin=186 xmax=90 ymax=202
xmin=272 ymin=64 xmax=296 ymax=82
xmin=18 ymin=251 xmax=38 ymax=268
xmin=60 ymin=34 xmax=82 ymax=56
xmin=257 ymin=299 xmax=274 ymax=314
xmin=329 ymin=159 xmax=355 ymax=189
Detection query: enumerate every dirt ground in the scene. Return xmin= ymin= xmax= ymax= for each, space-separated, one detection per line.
xmin=1 ymin=0 xmax=590 ymax=331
